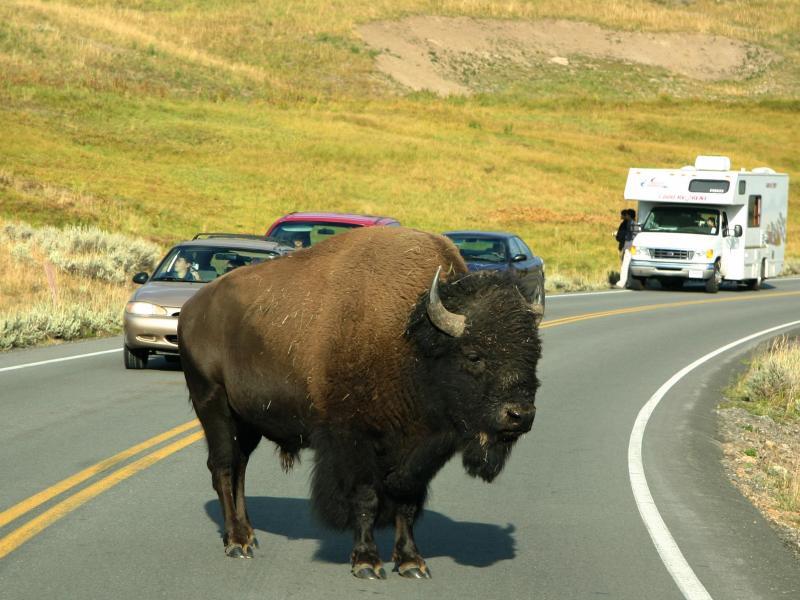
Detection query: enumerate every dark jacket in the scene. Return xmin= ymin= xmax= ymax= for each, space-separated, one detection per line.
xmin=615 ymin=219 xmax=631 ymax=251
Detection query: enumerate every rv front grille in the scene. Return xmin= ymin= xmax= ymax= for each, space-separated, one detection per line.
xmin=652 ymin=249 xmax=693 ymax=260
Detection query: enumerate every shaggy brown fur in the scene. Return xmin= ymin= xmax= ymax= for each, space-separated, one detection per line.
xmin=178 ymin=226 xmax=539 ymax=576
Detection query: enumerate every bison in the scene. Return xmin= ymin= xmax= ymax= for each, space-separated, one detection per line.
xmin=178 ymin=226 xmax=541 ymax=579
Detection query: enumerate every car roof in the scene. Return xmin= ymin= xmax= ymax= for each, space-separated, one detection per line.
xmin=443 ymin=230 xmax=518 ymax=240
xmin=173 ymin=238 xmax=292 ymax=252
xmin=271 ymin=212 xmax=400 ymax=227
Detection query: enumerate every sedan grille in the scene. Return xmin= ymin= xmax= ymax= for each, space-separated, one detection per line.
xmin=652 ymin=248 xmax=693 ymax=260
xmin=165 ymin=335 xmax=179 ymax=345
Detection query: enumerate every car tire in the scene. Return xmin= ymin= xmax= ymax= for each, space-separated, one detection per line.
xmin=124 ymin=345 xmax=149 ymax=369
xmin=705 ymin=261 xmax=721 ymax=294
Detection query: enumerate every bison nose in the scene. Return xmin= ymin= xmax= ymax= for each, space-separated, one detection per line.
xmin=500 ymin=403 xmax=536 ymax=432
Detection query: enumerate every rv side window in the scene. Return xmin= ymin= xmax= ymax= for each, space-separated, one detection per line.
xmin=738 ymin=180 xmax=746 ymax=195
xmin=748 ymin=195 xmax=761 ymax=227
xmin=688 ymin=179 xmax=730 ymax=193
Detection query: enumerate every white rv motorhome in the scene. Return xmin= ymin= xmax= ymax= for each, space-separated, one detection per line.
xmin=624 ymin=155 xmax=789 ymax=293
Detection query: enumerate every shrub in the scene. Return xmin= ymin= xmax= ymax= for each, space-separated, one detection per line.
xmin=0 ymin=221 xmax=161 ymax=283
xmin=0 ymin=303 xmax=122 ymax=351
xmin=726 ymin=337 xmax=800 ymax=421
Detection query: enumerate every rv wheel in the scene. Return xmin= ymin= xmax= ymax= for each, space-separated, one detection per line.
xmin=705 ymin=261 xmax=721 ymax=294
xmin=628 ymin=276 xmax=645 ymax=291
xmin=746 ymin=260 xmax=765 ymax=291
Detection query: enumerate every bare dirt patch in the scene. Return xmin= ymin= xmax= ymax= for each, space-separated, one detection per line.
xmin=358 ymin=17 xmax=774 ymax=95
xmin=718 ymin=407 xmax=800 ymax=557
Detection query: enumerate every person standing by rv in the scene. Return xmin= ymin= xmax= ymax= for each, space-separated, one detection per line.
xmin=616 ymin=209 xmax=636 ymax=288
xmin=615 ymin=209 xmax=629 ymax=258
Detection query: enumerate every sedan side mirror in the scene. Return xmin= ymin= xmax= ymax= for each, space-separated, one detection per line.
xmin=511 ymin=254 xmax=528 ymax=263
xmin=132 ymin=272 xmax=149 ymax=284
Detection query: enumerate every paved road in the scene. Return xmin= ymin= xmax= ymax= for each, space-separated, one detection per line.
xmin=2 ymin=279 xmax=800 ymax=599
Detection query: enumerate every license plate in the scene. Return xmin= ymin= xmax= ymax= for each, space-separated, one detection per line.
xmin=689 ymin=269 xmax=703 ymax=279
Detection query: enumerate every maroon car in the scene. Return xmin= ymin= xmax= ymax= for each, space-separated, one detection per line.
xmin=266 ymin=212 xmax=400 ymax=248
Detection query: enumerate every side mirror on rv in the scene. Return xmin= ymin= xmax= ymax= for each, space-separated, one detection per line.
xmin=632 ymin=223 xmax=642 ymax=234
xmin=724 ymin=225 xmax=743 ymax=238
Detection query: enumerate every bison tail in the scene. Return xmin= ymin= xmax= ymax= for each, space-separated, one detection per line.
xmin=278 ymin=447 xmax=299 ymax=473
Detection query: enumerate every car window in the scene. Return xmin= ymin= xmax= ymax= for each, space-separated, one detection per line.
xmin=507 ymin=238 xmax=522 ymax=258
xmin=446 ymin=236 xmax=508 ymax=263
xmin=516 ymin=238 xmax=533 ymax=258
xmin=151 ymin=245 xmax=281 ymax=282
xmin=270 ymin=222 xmax=361 ymax=248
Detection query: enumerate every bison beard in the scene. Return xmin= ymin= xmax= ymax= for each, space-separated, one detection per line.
xmin=178 ymin=227 xmax=540 ymax=580
xmin=461 ymin=434 xmax=516 ymax=482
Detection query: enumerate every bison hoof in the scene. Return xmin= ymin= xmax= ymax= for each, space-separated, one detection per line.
xmin=225 ymin=543 xmax=254 ymax=559
xmin=395 ymin=563 xmax=431 ymax=579
xmin=352 ymin=564 xmax=386 ymax=580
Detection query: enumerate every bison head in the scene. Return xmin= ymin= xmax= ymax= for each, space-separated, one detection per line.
xmin=406 ymin=268 xmax=542 ymax=482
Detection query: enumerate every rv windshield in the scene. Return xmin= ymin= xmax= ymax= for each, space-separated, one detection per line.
xmin=642 ymin=207 xmax=721 ymax=236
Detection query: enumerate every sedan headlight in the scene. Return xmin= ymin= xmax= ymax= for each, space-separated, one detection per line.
xmin=125 ymin=301 xmax=168 ymax=316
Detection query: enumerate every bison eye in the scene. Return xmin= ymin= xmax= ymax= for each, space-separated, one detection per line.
xmin=466 ymin=352 xmax=482 ymax=363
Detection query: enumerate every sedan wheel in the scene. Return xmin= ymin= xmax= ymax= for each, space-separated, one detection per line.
xmin=124 ymin=345 xmax=149 ymax=369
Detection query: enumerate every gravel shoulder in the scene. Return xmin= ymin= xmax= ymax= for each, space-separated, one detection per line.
xmin=717 ymin=407 xmax=800 ymax=558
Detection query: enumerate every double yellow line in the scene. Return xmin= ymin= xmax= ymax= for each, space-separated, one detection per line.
xmin=0 ymin=419 xmax=203 ymax=558
xmin=2 ymin=288 xmax=799 ymax=559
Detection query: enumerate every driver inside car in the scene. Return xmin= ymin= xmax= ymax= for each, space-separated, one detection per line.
xmin=169 ymin=256 xmax=201 ymax=281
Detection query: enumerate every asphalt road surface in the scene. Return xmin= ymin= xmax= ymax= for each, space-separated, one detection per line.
xmin=2 ymin=278 xmax=800 ymax=600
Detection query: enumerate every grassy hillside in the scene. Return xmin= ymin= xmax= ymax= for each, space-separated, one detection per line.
xmin=1 ymin=0 xmax=798 ymax=289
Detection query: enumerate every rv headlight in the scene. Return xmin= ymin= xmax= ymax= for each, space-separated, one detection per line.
xmin=705 ymin=249 xmax=714 ymax=260
xmin=631 ymin=246 xmax=648 ymax=257
xmin=125 ymin=301 xmax=168 ymax=316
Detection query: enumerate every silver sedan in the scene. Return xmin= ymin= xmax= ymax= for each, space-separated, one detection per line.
xmin=123 ymin=235 xmax=292 ymax=369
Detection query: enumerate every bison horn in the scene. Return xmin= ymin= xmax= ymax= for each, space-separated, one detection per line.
xmin=427 ymin=266 xmax=466 ymax=337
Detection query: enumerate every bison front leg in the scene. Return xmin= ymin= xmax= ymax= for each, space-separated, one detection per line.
xmin=392 ymin=502 xmax=431 ymax=579
xmin=350 ymin=485 xmax=386 ymax=580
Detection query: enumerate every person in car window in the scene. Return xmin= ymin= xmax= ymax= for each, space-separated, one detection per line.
xmin=705 ymin=216 xmax=717 ymax=234
xmin=170 ymin=256 xmax=201 ymax=281
xmin=224 ymin=256 xmax=248 ymax=273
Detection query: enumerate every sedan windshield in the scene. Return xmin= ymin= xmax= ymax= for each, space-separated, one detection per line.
xmin=151 ymin=245 xmax=281 ymax=283
xmin=446 ymin=236 xmax=508 ymax=263
xmin=270 ymin=222 xmax=360 ymax=248
xmin=642 ymin=207 xmax=720 ymax=236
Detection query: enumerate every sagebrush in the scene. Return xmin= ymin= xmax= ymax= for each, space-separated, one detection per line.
xmin=0 ymin=221 xmax=160 ymax=350
xmin=725 ymin=336 xmax=800 ymax=421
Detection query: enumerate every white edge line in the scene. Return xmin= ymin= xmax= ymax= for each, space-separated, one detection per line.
xmin=0 ymin=348 xmax=121 ymax=373
xmin=628 ymin=318 xmax=800 ymax=600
